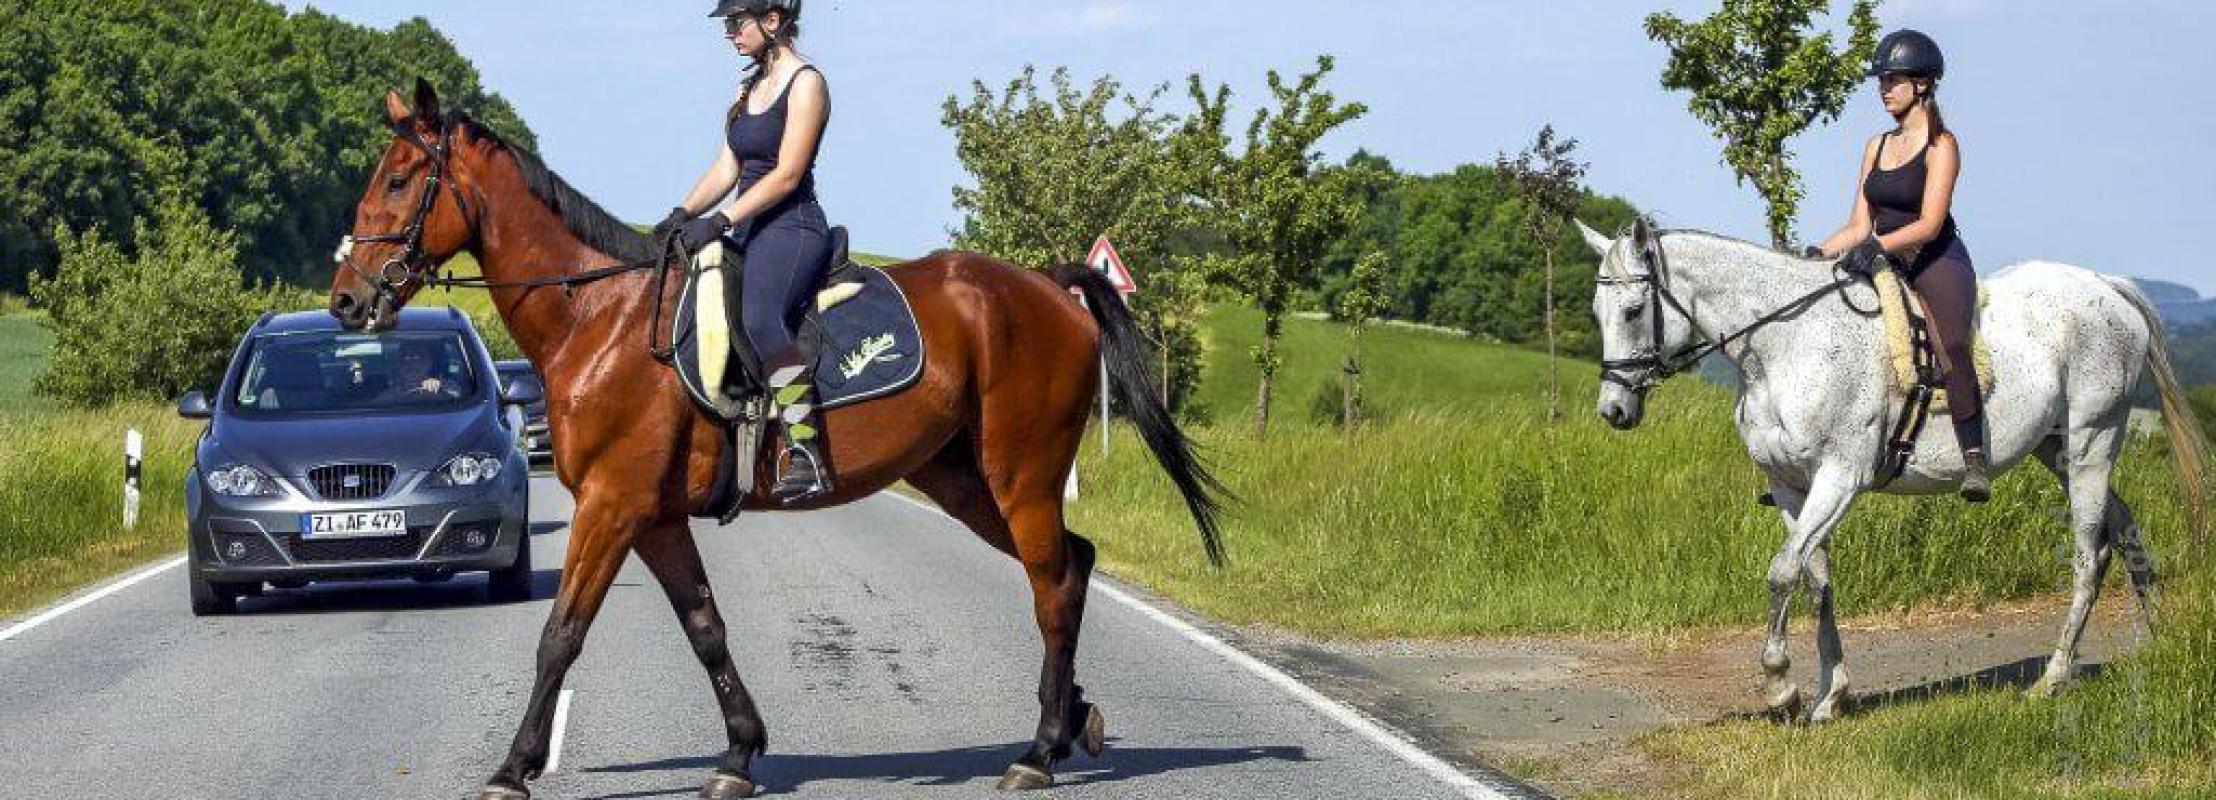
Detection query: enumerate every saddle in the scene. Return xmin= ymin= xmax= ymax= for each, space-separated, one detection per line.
xmin=669 ymin=226 xmax=925 ymax=521
xmin=1871 ymin=266 xmax=1994 ymax=488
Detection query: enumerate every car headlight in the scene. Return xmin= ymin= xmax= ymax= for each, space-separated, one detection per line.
xmin=206 ymin=464 xmax=283 ymax=497
xmin=432 ymin=453 xmax=505 ymax=487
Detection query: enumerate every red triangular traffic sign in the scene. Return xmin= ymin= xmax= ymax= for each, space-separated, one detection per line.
xmin=1087 ymin=235 xmax=1138 ymax=296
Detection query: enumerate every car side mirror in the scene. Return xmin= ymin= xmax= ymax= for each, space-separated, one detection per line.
xmin=177 ymin=391 xmax=213 ymax=419
xmin=500 ymin=374 xmax=544 ymax=407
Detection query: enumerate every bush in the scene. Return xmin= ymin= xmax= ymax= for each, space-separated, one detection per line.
xmin=30 ymin=204 xmax=303 ymax=407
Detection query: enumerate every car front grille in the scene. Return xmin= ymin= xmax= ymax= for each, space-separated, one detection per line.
xmin=307 ymin=464 xmax=395 ymax=501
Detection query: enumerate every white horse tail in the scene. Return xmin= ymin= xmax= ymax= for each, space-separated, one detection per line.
xmin=2100 ymin=274 xmax=2211 ymax=547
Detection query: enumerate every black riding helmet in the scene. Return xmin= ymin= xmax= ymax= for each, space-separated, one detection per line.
xmin=1869 ymin=29 xmax=1944 ymax=79
xmin=709 ymin=0 xmax=803 ymax=19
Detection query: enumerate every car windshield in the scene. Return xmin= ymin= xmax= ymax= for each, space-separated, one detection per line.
xmin=232 ymin=331 xmax=480 ymax=414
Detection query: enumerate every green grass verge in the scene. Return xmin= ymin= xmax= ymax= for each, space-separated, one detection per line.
xmin=1193 ymin=304 xmax=1555 ymax=428
xmin=0 ymin=403 xmax=199 ymax=618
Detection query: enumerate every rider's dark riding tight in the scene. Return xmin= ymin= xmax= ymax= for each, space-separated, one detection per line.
xmin=1906 ymin=237 xmax=1985 ymax=446
xmin=728 ymin=199 xmax=831 ymax=368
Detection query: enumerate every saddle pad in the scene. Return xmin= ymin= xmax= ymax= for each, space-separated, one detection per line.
xmin=1874 ymin=268 xmax=1994 ymax=413
xmin=672 ymin=246 xmax=924 ymax=421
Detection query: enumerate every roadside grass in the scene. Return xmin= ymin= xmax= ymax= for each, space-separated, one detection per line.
xmin=1647 ymin=566 xmax=2215 ymax=799
xmin=1194 ymin=304 xmax=1555 ymax=427
xmin=0 ymin=311 xmax=57 ymax=422
xmin=0 ymin=403 xmax=199 ymax=619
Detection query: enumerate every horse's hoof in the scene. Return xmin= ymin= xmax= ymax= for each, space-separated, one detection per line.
xmin=1764 ymin=685 xmax=1806 ymax=723
xmin=995 ymin=763 xmax=1053 ymax=791
xmin=473 ymin=785 xmax=529 ymax=800
xmin=1079 ymin=703 xmax=1107 ymax=758
xmin=700 ymin=771 xmax=760 ymax=799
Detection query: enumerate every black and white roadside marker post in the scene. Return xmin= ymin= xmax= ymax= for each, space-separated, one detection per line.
xmin=123 ymin=428 xmax=143 ymax=531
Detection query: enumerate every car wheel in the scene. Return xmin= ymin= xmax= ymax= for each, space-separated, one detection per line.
xmin=488 ymin=535 xmax=533 ymax=603
xmin=189 ymin=573 xmax=238 ymax=616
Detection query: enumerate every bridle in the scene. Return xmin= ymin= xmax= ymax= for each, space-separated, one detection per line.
xmin=334 ymin=113 xmax=687 ymax=359
xmin=1597 ymin=226 xmax=1860 ymax=393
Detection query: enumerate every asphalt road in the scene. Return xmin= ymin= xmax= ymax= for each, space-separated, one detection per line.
xmin=0 ymin=477 xmax=1527 ymax=799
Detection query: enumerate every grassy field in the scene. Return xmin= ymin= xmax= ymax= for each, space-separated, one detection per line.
xmin=0 ymin=312 xmax=57 ymax=423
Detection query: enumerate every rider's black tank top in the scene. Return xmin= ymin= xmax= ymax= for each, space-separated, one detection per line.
xmin=726 ymin=64 xmax=820 ymax=212
xmin=1863 ymin=131 xmax=1959 ymax=253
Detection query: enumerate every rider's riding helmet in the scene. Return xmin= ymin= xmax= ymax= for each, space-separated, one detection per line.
xmin=1868 ymin=29 xmax=1944 ymax=80
xmin=709 ymin=0 xmax=803 ymax=19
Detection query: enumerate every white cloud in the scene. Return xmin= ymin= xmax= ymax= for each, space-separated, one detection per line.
xmin=1004 ymin=2 xmax=1160 ymax=37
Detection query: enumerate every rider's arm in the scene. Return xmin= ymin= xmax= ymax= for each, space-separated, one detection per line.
xmin=1875 ymin=132 xmax=1959 ymax=255
xmin=1814 ymin=135 xmax=1882 ymax=256
xmin=675 ymin=89 xmax=747 ymax=216
xmin=710 ymin=68 xmax=829 ymax=226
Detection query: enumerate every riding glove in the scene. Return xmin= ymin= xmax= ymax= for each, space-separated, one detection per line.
xmin=651 ymin=206 xmax=690 ymax=240
xmin=1841 ymin=235 xmax=1886 ymax=278
xmin=1800 ymin=245 xmax=1826 ymax=259
xmin=678 ymin=212 xmax=733 ymax=253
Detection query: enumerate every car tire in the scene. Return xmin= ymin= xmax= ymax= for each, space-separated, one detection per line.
xmin=488 ymin=535 xmax=533 ymax=603
xmin=189 ymin=572 xmax=239 ymax=616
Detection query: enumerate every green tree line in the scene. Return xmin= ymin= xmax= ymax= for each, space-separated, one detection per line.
xmin=0 ymin=0 xmax=533 ymax=292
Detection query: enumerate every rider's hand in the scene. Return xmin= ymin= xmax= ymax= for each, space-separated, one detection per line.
xmin=678 ymin=212 xmax=732 ymax=253
xmin=1801 ymin=245 xmax=1827 ymax=259
xmin=1841 ymin=235 xmax=1886 ymax=278
xmin=651 ymin=206 xmax=690 ymax=240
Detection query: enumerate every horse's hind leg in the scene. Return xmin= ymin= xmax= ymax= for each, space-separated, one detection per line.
xmin=2029 ymin=427 xmax=2125 ymax=697
xmin=634 ymin=523 xmax=768 ymax=799
xmin=479 ymin=493 xmax=648 ymax=799
xmin=908 ymin=437 xmax=1099 ymax=790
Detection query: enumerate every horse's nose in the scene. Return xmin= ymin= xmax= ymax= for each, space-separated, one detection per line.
xmin=330 ymin=291 xmax=366 ymax=329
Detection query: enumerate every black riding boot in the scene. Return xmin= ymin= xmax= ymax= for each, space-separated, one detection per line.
xmin=1954 ymin=413 xmax=1992 ymax=503
xmin=768 ymin=362 xmax=834 ymax=504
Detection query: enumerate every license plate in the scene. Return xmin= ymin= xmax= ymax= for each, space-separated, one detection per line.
xmin=301 ymin=510 xmax=408 ymax=539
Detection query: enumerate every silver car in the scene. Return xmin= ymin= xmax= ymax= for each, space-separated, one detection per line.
xmin=177 ymin=308 xmax=541 ymax=615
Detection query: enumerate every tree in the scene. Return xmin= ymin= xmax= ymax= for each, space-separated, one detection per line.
xmin=1188 ymin=56 xmax=1368 ymax=436
xmin=1335 ymin=251 xmax=1389 ymax=429
xmin=1645 ymin=0 xmax=1878 ymax=249
xmin=1498 ymin=125 xmax=1590 ymax=421
xmin=942 ymin=66 xmax=1214 ymax=413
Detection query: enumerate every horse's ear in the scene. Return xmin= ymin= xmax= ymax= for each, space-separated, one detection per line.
xmin=412 ymin=77 xmax=442 ymax=124
xmin=1630 ymin=216 xmax=1654 ymax=249
xmin=384 ymin=89 xmax=411 ymax=125
xmin=1574 ymin=219 xmax=1614 ymax=257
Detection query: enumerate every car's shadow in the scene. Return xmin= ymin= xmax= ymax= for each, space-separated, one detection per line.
xmin=574 ymin=740 xmax=1313 ymax=798
xmin=231 ymin=567 xmax=565 ymax=615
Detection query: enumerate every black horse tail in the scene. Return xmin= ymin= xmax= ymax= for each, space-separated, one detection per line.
xmin=1052 ymin=263 xmax=1230 ymax=567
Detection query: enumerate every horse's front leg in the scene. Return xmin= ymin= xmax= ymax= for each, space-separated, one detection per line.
xmin=478 ymin=491 xmax=650 ymax=799
xmin=1763 ymin=471 xmax=1861 ymax=722
xmin=634 ymin=522 xmax=768 ymax=798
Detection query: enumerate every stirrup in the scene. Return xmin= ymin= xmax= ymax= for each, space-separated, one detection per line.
xmin=771 ymin=443 xmax=833 ymax=505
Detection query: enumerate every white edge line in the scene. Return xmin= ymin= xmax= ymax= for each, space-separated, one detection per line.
xmin=0 ymin=555 xmax=188 ymax=644
xmin=877 ymin=492 xmax=1519 ymax=800
xmin=544 ymin=689 xmax=575 ymax=774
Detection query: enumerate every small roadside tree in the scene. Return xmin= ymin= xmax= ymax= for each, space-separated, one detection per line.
xmin=1498 ymin=124 xmax=1590 ymax=421
xmin=1335 ymin=251 xmax=1388 ymax=429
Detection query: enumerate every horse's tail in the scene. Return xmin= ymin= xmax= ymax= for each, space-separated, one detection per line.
xmin=2101 ymin=274 xmax=2210 ymax=547
xmin=1051 ymin=263 xmax=1230 ymax=567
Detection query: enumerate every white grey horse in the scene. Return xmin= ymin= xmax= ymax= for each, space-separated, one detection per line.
xmin=1575 ymin=218 xmax=2209 ymax=721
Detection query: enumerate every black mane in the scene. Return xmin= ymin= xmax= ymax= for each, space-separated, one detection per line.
xmin=449 ymin=113 xmax=656 ymax=264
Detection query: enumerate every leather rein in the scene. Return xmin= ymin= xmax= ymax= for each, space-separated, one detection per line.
xmin=1597 ymin=228 xmax=1859 ymax=393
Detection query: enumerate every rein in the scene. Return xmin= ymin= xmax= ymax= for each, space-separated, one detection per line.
xmin=1598 ymin=231 xmax=1859 ymax=393
xmin=339 ymin=114 xmax=688 ymax=362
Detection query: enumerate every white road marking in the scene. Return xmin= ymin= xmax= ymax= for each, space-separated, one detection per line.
xmin=878 ymin=492 xmax=1526 ymax=800
xmin=544 ymin=689 xmax=575 ymax=774
xmin=0 ymin=555 xmax=187 ymax=644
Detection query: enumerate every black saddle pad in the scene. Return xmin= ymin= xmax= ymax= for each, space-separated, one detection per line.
xmin=672 ymin=262 xmax=924 ymax=420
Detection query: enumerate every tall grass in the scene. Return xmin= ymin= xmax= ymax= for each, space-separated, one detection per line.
xmin=0 ymin=404 xmax=199 ymax=617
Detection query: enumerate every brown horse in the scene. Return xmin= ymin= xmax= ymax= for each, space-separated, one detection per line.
xmin=329 ymin=81 xmax=1226 ymax=799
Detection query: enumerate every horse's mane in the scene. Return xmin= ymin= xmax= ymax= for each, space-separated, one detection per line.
xmin=449 ymin=112 xmax=657 ymax=265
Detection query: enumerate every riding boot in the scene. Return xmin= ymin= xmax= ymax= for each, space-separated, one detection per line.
xmin=768 ymin=362 xmax=835 ymax=504
xmin=1954 ymin=414 xmax=1992 ymax=503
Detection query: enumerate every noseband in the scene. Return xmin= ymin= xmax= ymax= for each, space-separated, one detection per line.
xmin=335 ymin=117 xmax=478 ymax=310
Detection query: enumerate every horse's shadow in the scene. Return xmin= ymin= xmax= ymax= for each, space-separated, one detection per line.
xmin=575 ymin=740 xmax=1311 ymax=798
xmin=1848 ymin=655 xmax=2107 ymax=716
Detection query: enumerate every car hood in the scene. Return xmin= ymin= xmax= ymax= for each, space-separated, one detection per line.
xmin=207 ymin=408 xmax=502 ymax=479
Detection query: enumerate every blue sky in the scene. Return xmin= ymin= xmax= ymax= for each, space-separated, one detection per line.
xmin=297 ymin=1 xmax=2215 ymax=293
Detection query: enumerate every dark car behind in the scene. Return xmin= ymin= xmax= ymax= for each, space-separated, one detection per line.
xmin=496 ymin=360 xmax=551 ymax=465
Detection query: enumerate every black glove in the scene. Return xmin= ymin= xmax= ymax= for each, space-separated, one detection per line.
xmin=651 ymin=206 xmax=690 ymax=240
xmin=1841 ymin=235 xmax=1886 ymax=278
xmin=1800 ymin=245 xmax=1826 ymax=259
xmin=678 ymin=212 xmax=733 ymax=253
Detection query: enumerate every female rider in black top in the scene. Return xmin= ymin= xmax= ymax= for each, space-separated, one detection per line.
xmin=659 ymin=0 xmax=834 ymax=504
xmin=1814 ymin=29 xmax=1990 ymax=502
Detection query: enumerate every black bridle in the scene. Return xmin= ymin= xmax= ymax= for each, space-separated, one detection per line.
xmin=336 ymin=114 xmax=688 ymax=359
xmin=1597 ymin=227 xmax=1860 ymax=393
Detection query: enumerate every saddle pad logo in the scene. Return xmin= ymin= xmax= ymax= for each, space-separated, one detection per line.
xmin=838 ymin=333 xmax=903 ymax=380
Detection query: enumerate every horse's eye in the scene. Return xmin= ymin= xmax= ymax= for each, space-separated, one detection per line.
xmin=1623 ymin=302 xmax=1646 ymax=320
xmin=386 ymin=173 xmax=409 ymax=192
